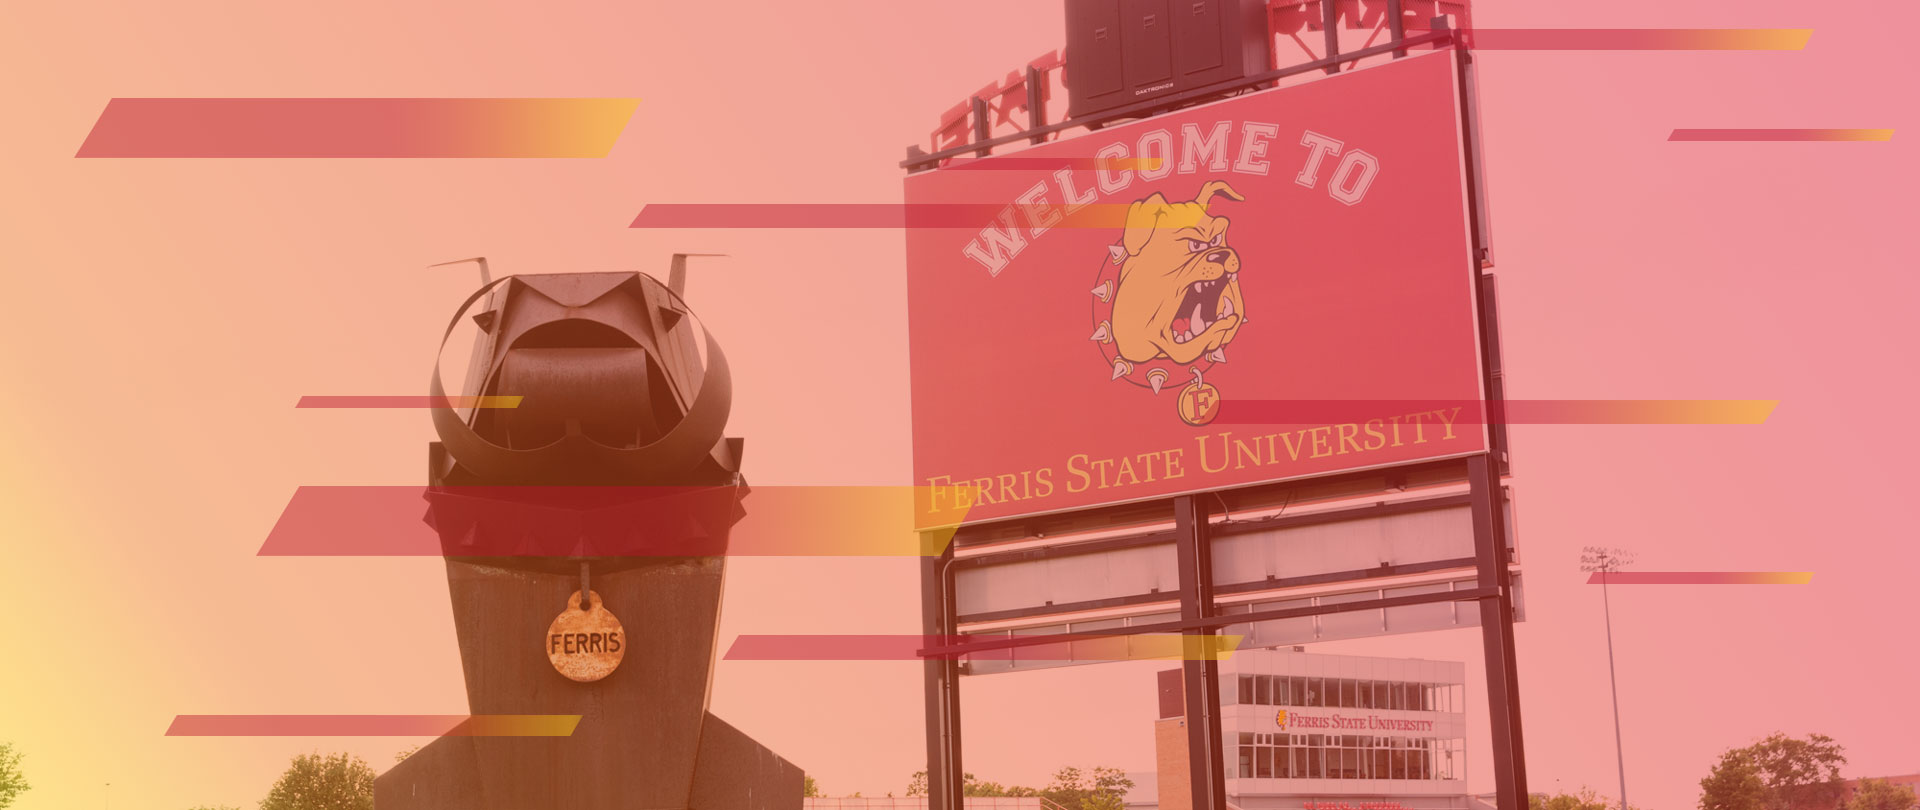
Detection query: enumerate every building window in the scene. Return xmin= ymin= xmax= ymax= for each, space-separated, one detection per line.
xmin=1238 ymin=675 xmax=1253 ymax=705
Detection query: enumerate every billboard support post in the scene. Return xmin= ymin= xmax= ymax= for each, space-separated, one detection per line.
xmin=1470 ymin=453 xmax=1528 ymax=808
xmin=921 ymin=542 xmax=964 ymax=810
xmin=1458 ymin=27 xmax=1529 ymax=809
xmin=970 ymin=96 xmax=991 ymax=158
xmin=1320 ymin=0 xmax=1341 ymax=74
xmin=1025 ymin=65 xmax=1047 ymax=145
xmin=1175 ymin=495 xmax=1228 ymax=810
xmin=1388 ymin=0 xmax=1408 ymax=58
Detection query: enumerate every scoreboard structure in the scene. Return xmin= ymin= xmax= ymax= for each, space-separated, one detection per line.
xmin=902 ymin=7 xmax=1522 ymax=810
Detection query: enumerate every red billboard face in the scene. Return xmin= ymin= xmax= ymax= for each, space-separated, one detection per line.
xmin=906 ymin=51 xmax=1485 ymax=529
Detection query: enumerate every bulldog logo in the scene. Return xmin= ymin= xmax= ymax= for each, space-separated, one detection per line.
xmin=1089 ymin=180 xmax=1248 ymax=426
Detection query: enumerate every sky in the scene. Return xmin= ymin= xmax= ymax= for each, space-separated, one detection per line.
xmin=1 ymin=1 xmax=1917 ymax=808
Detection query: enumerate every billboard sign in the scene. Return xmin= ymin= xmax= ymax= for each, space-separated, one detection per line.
xmin=905 ymin=51 xmax=1485 ymax=529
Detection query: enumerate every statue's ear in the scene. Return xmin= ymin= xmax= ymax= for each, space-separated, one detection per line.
xmin=1123 ymin=193 xmax=1171 ymax=257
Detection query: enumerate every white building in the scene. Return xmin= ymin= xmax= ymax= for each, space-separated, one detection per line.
xmin=1152 ymin=649 xmax=1469 ymax=810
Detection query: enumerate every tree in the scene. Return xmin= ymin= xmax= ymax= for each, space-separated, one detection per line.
xmin=908 ymin=766 xmax=1127 ymax=808
xmin=260 ymin=751 xmax=377 ymax=810
xmin=1700 ymin=759 xmax=1767 ymax=810
xmin=1047 ymin=766 xmax=1086 ymax=800
xmin=1043 ymin=765 xmax=1134 ymax=810
xmin=1531 ymin=787 xmax=1635 ymax=810
xmin=906 ymin=770 xmax=1043 ymax=798
xmin=0 ymin=742 xmax=28 ymax=809
xmin=969 ymin=779 xmax=1011 ymax=797
xmin=803 ymin=775 xmax=822 ymax=798
xmin=393 ymin=746 xmax=420 ymax=764
xmin=1699 ymin=733 xmax=1846 ymax=810
xmin=1848 ymin=780 xmax=1919 ymax=810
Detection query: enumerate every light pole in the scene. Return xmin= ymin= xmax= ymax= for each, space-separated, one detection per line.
xmin=1580 ymin=546 xmax=1635 ymax=810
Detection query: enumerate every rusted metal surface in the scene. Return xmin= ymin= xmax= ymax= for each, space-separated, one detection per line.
xmin=460 ymin=559 xmax=717 ymax=808
xmin=690 ymin=714 xmax=806 ymax=810
xmin=427 ymin=271 xmax=734 ymax=493
xmin=378 ymin=558 xmax=728 ymax=808
xmin=545 ymin=590 xmax=625 ymax=683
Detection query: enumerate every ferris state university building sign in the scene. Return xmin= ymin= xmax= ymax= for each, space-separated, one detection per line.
xmin=1276 ymin=709 xmax=1439 ymax=735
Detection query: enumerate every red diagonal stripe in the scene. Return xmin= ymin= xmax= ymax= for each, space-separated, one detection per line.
xmin=259 ymin=485 xmax=960 ymax=557
xmin=631 ymin=204 xmax=1007 ymax=229
xmin=1211 ymin=399 xmax=1775 ymax=425
xmin=1669 ymin=129 xmax=1892 ymax=141
xmin=1463 ymin=28 xmax=1810 ymax=50
xmin=165 ymin=715 xmax=579 ymax=736
xmin=1586 ymin=572 xmax=1811 ymax=585
xmin=75 ymin=98 xmax=635 ymax=158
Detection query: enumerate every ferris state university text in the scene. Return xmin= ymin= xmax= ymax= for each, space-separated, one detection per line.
xmin=922 ymin=406 xmax=1464 ymax=514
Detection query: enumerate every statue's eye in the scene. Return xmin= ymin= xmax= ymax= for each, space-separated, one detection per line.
xmin=1186 ymin=239 xmax=1208 ymax=253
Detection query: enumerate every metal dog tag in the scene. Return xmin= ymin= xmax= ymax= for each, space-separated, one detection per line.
xmin=546 ymin=590 xmax=625 ymax=683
